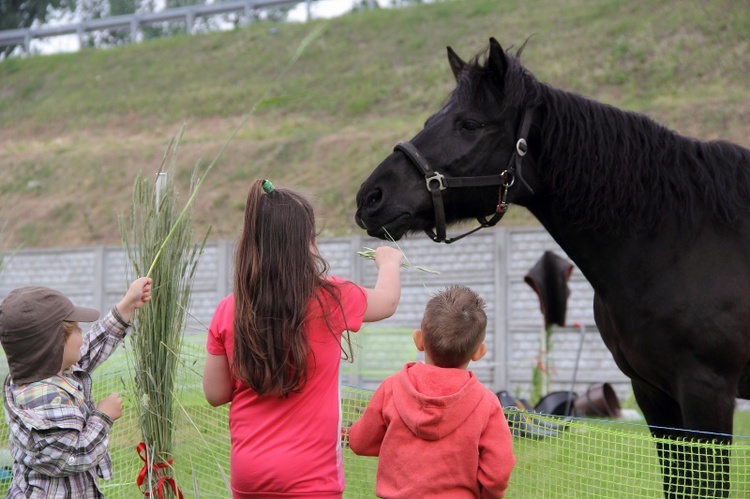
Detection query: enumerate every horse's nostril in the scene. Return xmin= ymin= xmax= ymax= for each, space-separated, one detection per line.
xmin=366 ymin=188 xmax=382 ymax=208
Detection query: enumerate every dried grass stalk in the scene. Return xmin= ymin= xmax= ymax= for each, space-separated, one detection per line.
xmin=357 ymin=246 xmax=440 ymax=274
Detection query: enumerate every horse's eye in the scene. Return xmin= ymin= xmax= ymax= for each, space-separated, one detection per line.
xmin=459 ymin=120 xmax=484 ymax=132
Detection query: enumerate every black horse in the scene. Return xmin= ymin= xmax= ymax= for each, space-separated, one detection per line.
xmin=355 ymin=38 xmax=750 ymax=498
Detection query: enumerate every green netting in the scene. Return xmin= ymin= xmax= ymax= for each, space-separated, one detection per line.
xmin=2 ymin=338 xmax=750 ymax=498
xmin=342 ymin=387 xmax=379 ymax=497
xmin=341 ymin=327 xmax=417 ymax=384
xmin=0 ymin=336 xmax=233 ymax=498
xmin=503 ymin=409 xmax=750 ymax=498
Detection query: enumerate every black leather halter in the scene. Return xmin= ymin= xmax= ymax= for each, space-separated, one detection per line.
xmin=394 ymin=107 xmax=535 ymax=244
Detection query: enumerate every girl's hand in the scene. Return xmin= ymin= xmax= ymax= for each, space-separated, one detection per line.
xmin=374 ymin=246 xmax=404 ymax=269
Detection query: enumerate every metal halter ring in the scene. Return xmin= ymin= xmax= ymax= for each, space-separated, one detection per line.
xmin=425 ymin=172 xmax=447 ymax=191
xmin=500 ymin=170 xmax=515 ymax=187
xmin=516 ymin=138 xmax=528 ymax=157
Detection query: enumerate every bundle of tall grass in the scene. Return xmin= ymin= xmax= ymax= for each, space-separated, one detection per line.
xmin=119 ymin=126 xmax=209 ymax=497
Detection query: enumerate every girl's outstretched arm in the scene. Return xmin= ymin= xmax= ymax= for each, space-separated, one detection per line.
xmin=362 ymin=246 xmax=403 ymax=322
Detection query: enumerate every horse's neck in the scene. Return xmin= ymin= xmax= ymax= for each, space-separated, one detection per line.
xmin=526 ymin=196 xmax=683 ymax=296
xmin=524 ymin=86 xmax=663 ymax=288
xmin=524 ymin=84 xmax=750 ymax=296
xmin=525 ymin=88 xmax=632 ymax=286
xmin=526 ymin=208 xmax=624 ymax=292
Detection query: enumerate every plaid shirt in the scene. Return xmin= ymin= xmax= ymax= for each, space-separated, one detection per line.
xmin=3 ymin=311 xmax=128 ymax=498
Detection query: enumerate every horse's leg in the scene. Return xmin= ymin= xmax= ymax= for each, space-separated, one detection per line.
xmin=596 ymin=297 xmax=688 ymax=496
xmin=673 ymin=375 xmax=733 ymax=499
xmin=633 ymin=378 xmax=733 ymax=498
xmin=655 ymin=437 xmax=729 ymax=499
xmin=595 ymin=296 xmax=733 ymax=497
xmin=631 ymin=380 xmax=691 ymax=498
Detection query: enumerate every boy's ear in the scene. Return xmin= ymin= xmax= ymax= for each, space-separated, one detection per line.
xmin=413 ymin=329 xmax=425 ymax=352
xmin=471 ymin=342 xmax=488 ymax=362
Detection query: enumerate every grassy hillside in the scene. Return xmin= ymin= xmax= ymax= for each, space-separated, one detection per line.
xmin=0 ymin=0 xmax=748 ymax=248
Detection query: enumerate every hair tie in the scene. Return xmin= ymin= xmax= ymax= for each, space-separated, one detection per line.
xmin=262 ymin=180 xmax=275 ymax=194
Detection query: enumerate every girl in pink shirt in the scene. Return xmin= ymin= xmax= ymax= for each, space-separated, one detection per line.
xmin=202 ymin=179 xmax=403 ymax=498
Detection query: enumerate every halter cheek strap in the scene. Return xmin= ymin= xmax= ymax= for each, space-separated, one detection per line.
xmin=393 ymin=141 xmax=450 ymax=242
xmin=513 ymin=106 xmax=535 ymax=195
xmin=395 ymin=107 xmax=535 ymax=244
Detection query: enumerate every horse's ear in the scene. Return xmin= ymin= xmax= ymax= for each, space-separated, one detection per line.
xmin=487 ymin=37 xmax=508 ymax=79
xmin=447 ymin=46 xmax=466 ymax=82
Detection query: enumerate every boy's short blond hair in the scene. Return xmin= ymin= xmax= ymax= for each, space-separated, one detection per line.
xmin=420 ymin=285 xmax=487 ymax=368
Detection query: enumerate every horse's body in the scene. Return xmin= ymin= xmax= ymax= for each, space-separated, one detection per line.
xmin=355 ymin=38 xmax=750 ymax=498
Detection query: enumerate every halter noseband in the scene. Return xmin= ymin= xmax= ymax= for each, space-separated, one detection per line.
xmin=394 ymin=107 xmax=535 ymax=244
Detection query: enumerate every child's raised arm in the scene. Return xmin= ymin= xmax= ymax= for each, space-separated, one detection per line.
xmin=78 ymin=277 xmax=152 ymax=373
xmin=362 ymin=246 xmax=403 ymax=322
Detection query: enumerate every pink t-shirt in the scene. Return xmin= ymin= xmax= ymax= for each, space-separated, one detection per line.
xmin=206 ymin=276 xmax=367 ymax=498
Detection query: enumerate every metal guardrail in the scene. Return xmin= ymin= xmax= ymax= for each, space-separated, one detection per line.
xmin=0 ymin=0 xmax=315 ymax=51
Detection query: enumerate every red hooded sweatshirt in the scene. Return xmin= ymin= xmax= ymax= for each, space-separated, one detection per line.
xmin=348 ymin=362 xmax=515 ymax=498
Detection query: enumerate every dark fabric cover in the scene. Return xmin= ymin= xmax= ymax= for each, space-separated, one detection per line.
xmin=524 ymin=251 xmax=574 ymax=328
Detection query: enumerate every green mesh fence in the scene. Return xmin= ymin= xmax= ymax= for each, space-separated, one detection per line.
xmin=502 ymin=409 xmax=750 ymax=498
xmin=0 ymin=336 xmax=233 ymax=498
xmin=2 ymin=336 xmax=750 ymax=497
xmin=340 ymin=327 xmax=418 ymax=386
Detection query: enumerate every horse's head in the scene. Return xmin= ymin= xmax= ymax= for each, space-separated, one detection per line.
xmin=355 ymin=38 xmax=541 ymax=242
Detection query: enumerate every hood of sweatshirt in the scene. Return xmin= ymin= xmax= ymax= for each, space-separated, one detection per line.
xmin=392 ymin=361 xmax=486 ymax=441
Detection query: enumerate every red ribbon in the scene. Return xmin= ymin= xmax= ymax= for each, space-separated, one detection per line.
xmin=136 ymin=442 xmax=185 ymax=499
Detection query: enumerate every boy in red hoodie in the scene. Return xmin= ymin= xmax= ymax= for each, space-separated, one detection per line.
xmin=348 ymin=285 xmax=516 ymax=498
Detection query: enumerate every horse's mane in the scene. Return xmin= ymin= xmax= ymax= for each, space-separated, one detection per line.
xmin=462 ymin=48 xmax=750 ymax=231
xmin=539 ymin=87 xmax=750 ymax=231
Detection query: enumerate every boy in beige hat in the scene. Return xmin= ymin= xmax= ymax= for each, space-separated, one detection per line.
xmin=0 ymin=276 xmax=152 ymax=498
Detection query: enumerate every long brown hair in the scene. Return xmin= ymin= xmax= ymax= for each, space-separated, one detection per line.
xmin=232 ymin=180 xmax=351 ymax=397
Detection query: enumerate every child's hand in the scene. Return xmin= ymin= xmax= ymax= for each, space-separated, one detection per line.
xmin=97 ymin=392 xmax=123 ymax=421
xmin=126 ymin=276 xmax=153 ymax=310
xmin=115 ymin=277 xmax=153 ymax=324
xmin=374 ymin=246 xmax=404 ymax=269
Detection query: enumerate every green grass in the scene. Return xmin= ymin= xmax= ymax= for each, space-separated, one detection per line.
xmin=507 ymin=411 xmax=750 ymax=498
xmin=0 ymin=0 xmax=747 ymax=249
xmin=0 ymin=334 xmax=382 ymax=497
xmin=3 ymin=333 xmax=750 ymax=497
